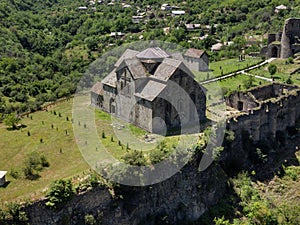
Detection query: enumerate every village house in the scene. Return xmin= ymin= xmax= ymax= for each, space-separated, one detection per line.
xmin=0 ymin=171 xmax=7 ymax=186
xmin=185 ymin=24 xmax=201 ymax=31
xmin=132 ymin=15 xmax=144 ymax=24
xmin=161 ymin=3 xmax=172 ymax=11
xmin=91 ymin=47 xmax=206 ymax=133
xmin=171 ymin=10 xmax=185 ymax=17
xmin=275 ymin=4 xmax=287 ymax=13
xmin=184 ymin=48 xmax=209 ymax=72
xmin=211 ymin=43 xmax=223 ymax=52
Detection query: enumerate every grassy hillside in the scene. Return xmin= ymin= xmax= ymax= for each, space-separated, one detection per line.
xmin=0 ymin=99 xmax=89 ymax=202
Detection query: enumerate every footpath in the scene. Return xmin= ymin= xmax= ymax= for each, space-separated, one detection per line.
xmin=200 ymin=58 xmax=276 ymax=85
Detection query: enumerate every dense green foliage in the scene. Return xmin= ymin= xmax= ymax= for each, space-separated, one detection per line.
xmin=23 ymin=151 xmax=50 ymax=180
xmin=46 ymin=179 xmax=74 ymax=209
xmin=4 ymin=113 xmax=21 ymax=129
xmin=0 ymin=0 xmax=300 ymax=119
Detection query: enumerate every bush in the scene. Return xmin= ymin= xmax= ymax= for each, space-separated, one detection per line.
xmin=9 ymin=168 xmax=20 ymax=179
xmin=46 ymin=179 xmax=74 ymax=209
xmin=23 ymin=151 xmax=50 ymax=180
xmin=84 ymin=214 xmax=96 ymax=225
xmin=6 ymin=202 xmax=28 ymax=223
xmin=268 ymin=64 xmax=277 ymax=76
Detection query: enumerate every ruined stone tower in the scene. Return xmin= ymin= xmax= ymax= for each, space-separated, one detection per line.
xmin=281 ymin=18 xmax=300 ymax=58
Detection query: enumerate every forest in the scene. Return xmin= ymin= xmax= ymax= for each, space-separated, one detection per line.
xmin=0 ymin=0 xmax=299 ymax=118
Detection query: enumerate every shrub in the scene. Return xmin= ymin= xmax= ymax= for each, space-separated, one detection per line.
xmin=6 ymin=202 xmax=28 ymax=223
xmin=268 ymin=64 xmax=277 ymax=76
xmin=9 ymin=167 xmax=19 ymax=179
xmin=85 ymin=214 xmax=96 ymax=225
xmin=23 ymin=151 xmax=50 ymax=180
xmin=46 ymin=179 xmax=74 ymax=209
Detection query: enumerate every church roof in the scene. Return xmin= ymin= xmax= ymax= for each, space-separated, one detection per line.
xmin=97 ymin=47 xmax=196 ymax=101
xmin=153 ymin=57 xmax=194 ymax=81
xmin=123 ymin=57 xmax=147 ymax=79
xmin=136 ymin=47 xmax=170 ymax=60
xmin=101 ymin=69 xmax=117 ymax=88
xmin=135 ymin=79 xmax=166 ymax=101
xmin=91 ymin=82 xmax=103 ymax=95
xmin=114 ymin=49 xmax=139 ymax=67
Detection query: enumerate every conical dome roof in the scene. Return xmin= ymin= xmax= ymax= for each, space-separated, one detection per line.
xmin=136 ymin=47 xmax=170 ymax=60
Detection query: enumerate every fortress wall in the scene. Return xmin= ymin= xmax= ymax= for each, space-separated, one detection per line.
xmin=249 ymin=84 xmax=281 ymax=100
xmin=225 ymin=92 xmax=258 ymax=112
xmin=281 ymin=18 xmax=300 ymax=58
xmin=227 ymin=89 xmax=300 ymax=142
xmin=268 ymin=34 xmax=276 ymax=44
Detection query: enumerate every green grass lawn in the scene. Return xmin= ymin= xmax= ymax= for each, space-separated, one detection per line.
xmin=194 ymin=57 xmax=263 ymax=82
xmin=203 ymin=74 xmax=268 ymax=100
xmin=0 ymin=99 xmax=89 ymax=203
xmin=248 ymin=58 xmax=300 ymax=86
xmin=0 ymin=96 xmax=198 ymax=203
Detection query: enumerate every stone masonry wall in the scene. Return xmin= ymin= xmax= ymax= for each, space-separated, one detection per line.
xmin=281 ymin=18 xmax=300 ymax=58
xmin=227 ymin=88 xmax=300 ymax=142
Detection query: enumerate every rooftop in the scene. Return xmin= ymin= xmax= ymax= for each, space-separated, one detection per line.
xmin=184 ymin=48 xmax=206 ymax=58
xmin=136 ymin=47 xmax=170 ymax=60
xmin=0 ymin=171 xmax=7 ymax=178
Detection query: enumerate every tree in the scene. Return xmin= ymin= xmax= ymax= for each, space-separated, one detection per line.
xmin=23 ymin=151 xmax=49 ymax=180
xmin=268 ymin=64 xmax=277 ymax=76
xmin=46 ymin=179 xmax=74 ymax=209
xmin=243 ymin=75 xmax=254 ymax=89
xmin=4 ymin=113 xmax=21 ymax=129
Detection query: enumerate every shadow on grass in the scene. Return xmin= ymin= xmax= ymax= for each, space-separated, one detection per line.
xmin=0 ymin=181 xmax=11 ymax=188
xmin=6 ymin=124 xmax=27 ymax=131
xmin=25 ymin=174 xmax=41 ymax=181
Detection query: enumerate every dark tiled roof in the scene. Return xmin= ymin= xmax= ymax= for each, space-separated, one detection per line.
xmin=136 ymin=47 xmax=170 ymax=60
xmin=91 ymin=82 xmax=103 ymax=95
xmin=124 ymin=57 xmax=147 ymax=79
xmin=184 ymin=48 xmax=206 ymax=58
xmin=153 ymin=58 xmax=194 ymax=81
xmin=114 ymin=49 xmax=139 ymax=67
xmin=101 ymin=69 xmax=117 ymax=88
xmin=153 ymin=58 xmax=180 ymax=81
xmin=135 ymin=79 xmax=166 ymax=101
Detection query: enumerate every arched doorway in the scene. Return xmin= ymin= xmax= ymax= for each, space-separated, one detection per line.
xmin=271 ymin=46 xmax=279 ymax=57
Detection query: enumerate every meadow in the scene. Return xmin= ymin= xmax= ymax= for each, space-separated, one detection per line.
xmin=194 ymin=57 xmax=263 ymax=82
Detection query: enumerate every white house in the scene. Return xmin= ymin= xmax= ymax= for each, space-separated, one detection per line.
xmin=211 ymin=43 xmax=223 ymax=52
xmin=161 ymin=3 xmax=172 ymax=11
xmin=275 ymin=5 xmax=287 ymax=13
xmin=78 ymin=6 xmax=88 ymax=10
xmin=171 ymin=10 xmax=185 ymax=16
xmin=0 ymin=171 xmax=7 ymax=186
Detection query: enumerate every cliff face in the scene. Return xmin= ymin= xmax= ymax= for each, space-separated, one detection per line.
xmin=24 ymin=159 xmax=229 ymax=225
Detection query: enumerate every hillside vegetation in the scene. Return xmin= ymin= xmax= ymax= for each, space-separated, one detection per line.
xmin=1 ymin=0 xmax=300 ymax=118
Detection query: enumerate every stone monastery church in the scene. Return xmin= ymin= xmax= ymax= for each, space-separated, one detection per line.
xmin=91 ymin=47 xmax=206 ymax=133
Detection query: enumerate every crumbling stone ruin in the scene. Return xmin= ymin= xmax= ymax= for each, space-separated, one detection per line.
xmin=261 ymin=18 xmax=300 ymax=58
xmin=226 ymin=83 xmax=300 ymax=141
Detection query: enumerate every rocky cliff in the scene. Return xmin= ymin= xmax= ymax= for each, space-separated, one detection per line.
xmin=24 ymin=157 xmax=229 ymax=225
